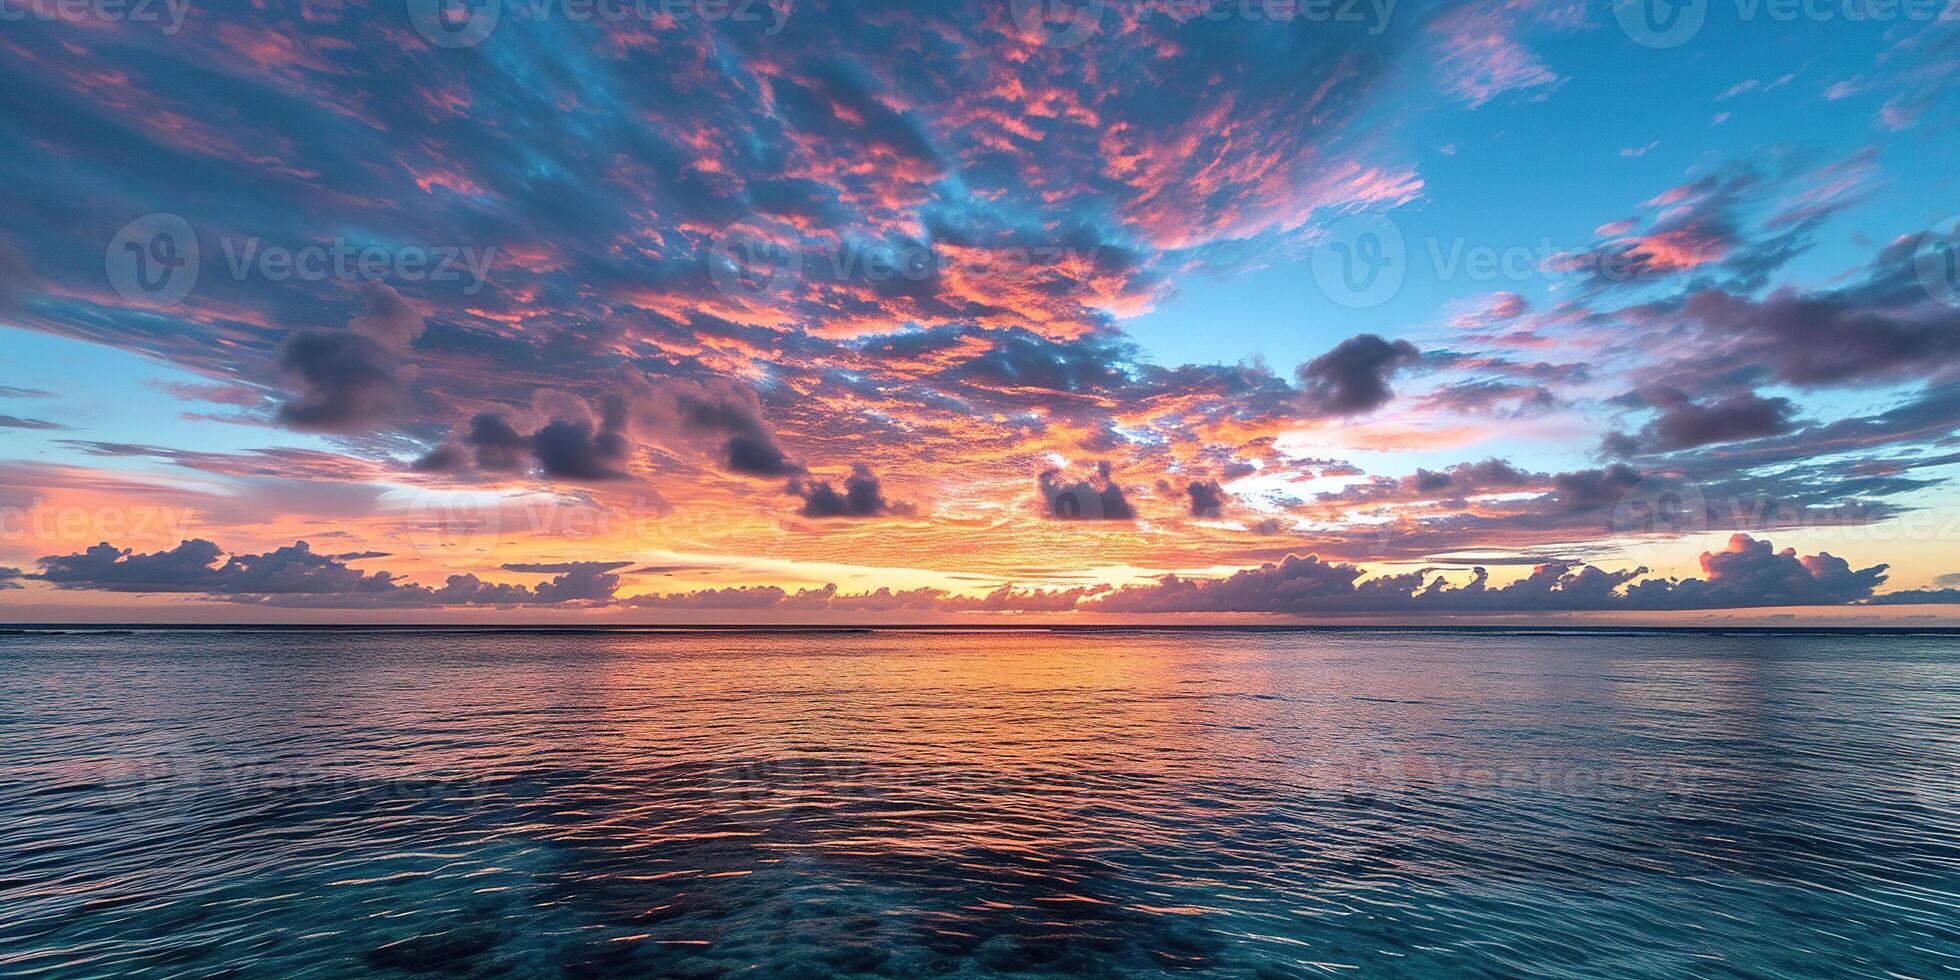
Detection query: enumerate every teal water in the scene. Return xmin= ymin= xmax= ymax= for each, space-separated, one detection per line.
xmin=0 ymin=628 xmax=1955 ymax=978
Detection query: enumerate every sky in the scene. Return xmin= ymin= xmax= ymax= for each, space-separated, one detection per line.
xmin=4 ymin=0 xmax=1960 ymax=623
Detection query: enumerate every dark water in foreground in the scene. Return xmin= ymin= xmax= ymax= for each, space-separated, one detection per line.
xmin=0 ymin=629 xmax=1955 ymax=979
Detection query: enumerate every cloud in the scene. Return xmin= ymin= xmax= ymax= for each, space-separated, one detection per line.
xmin=1428 ymin=4 xmax=1562 ymax=109
xmin=0 ymin=415 xmax=65 ymax=430
xmin=465 ymin=413 xmax=531 ymax=472
xmin=1187 ymin=479 xmax=1225 ymax=518
xmin=38 ymin=539 xmax=382 ymax=594
xmin=624 ymin=581 xmax=1105 ymax=613
xmin=274 ymin=332 xmax=403 ymax=433
xmin=0 ymin=567 xmax=20 ymax=590
xmin=791 ymin=463 xmax=910 ymax=518
xmin=346 ymin=282 xmax=425 ymax=351
xmin=274 ymin=285 xmax=429 ymax=434
xmin=532 ymin=396 xmax=631 ymax=481
xmin=1091 ymin=535 xmax=1885 ymax=615
xmin=1296 ymin=335 xmax=1423 ymax=416
xmin=415 ymin=398 xmax=633 ymax=483
xmin=621 ymin=374 xmax=800 ymax=477
xmin=1616 ymin=387 xmax=1799 ymax=451
xmin=1418 ymin=380 xmax=1558 ymax=419
xmin=1038 ymin=463 xmax=1133 ymax=521
xmin=1549 ymin=464 xmax=1643 ymax=512
xmin=33 ymin=539 xmax=626 ymax=607
xmin=1680 ymin=282 xmax=1960 ymax=388
xmin=0 ymin=386 xmax=53 ymax=399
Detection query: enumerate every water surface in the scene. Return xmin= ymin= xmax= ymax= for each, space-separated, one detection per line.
xmin=1 ymin=628 xmax=1955 ymax=977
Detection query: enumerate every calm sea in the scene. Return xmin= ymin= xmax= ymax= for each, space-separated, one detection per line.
xmin=0 ymin=628 xmax=1955 ymax=978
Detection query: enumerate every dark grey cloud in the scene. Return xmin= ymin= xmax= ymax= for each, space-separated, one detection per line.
xmin=34 ymin=539 xmax=626 ymax=607
xmin=532 ymin=396 xmax=630 ymax=481
xmin=1092 ymin=534 xmax=1885 ymax=615
xmin=410 ymin=443 xmax=469 ymax=473
xmin=1617 ymin=387 xmax=1799 ymax=452
xmin=274 ymin=286 xmax=429 ymax=434
xmin=621 ymin=374 xmax=801 ymax=477
xmin=1039 ymin=463 xmax=1133 ymax=521
xmin=274 ymin=332 xmax=403 ymax=433
xmin=0 ymin=566 xmax=21 ymax=590
xmin=1296 ymin=334 xmax=1422 ymax=416
xmin=1187 ymin=479 xmax=1225 ymax=518
xmin=1549 ymin=464 xmax=1642 ymax=512
xmin=1681 ymin=285 xmax=1960 ymax=388
xmin=466 ymin=413 xmax=531 ymax=472
xmin=723 ymin=434 xmax=801 ymax=477
xmin=791 ymin=464 xmax=910 ymax=519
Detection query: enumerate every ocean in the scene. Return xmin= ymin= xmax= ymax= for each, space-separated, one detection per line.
xmin=0 ymin=628 xmax=1954 ymax=978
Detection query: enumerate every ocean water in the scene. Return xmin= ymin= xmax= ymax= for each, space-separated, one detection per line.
xmin=0 ymin=628 xmax=1955 ymax=979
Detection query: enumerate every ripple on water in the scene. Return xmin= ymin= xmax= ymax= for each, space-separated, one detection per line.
xmin=0 ymin=629 xmax=1955 ymax=978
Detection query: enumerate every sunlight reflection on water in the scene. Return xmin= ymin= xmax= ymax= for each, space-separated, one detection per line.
xmin=1 ymin=628 xmax=1955 ymax=977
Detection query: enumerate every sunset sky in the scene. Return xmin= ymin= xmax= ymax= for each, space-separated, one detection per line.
xmin=4 ymin=0 xmax=1960 ymax=622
